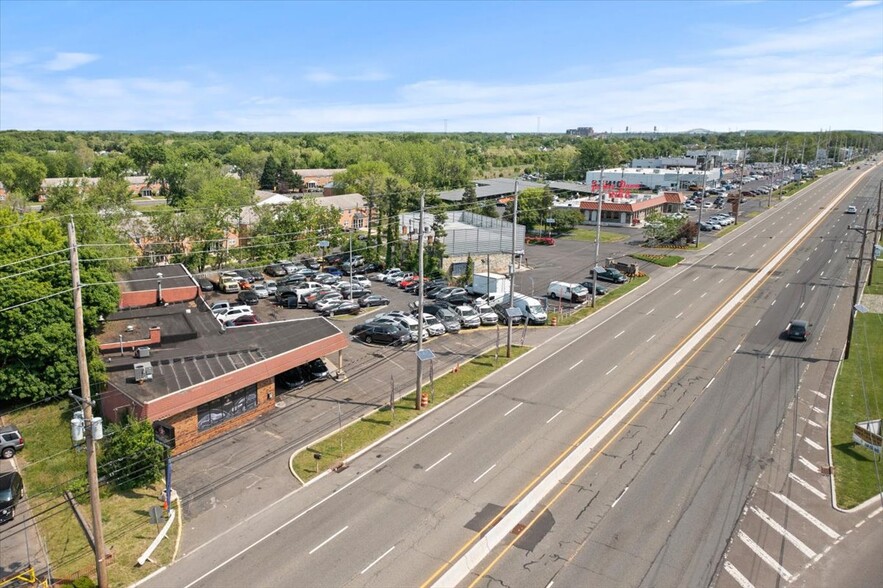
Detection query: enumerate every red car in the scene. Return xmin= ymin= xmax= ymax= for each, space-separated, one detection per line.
xmin=226 ymin=314 xmax=260 ymax=327
xmin=399 ymin=276 xmax=426 ymax=289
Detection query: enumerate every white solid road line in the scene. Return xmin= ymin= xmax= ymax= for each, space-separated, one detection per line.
xmin=772 ymin=493 xmax=840 ymax=539
xmin=788 ymin=472 xmax=826 ymax=500
xmin=798 ymin=456 xmax=821 ymax=474
xmin=724 ymin=561 xmax=756 ymax=588
xmin=614 ymin=330 xmax=626 ymax=339
xmin=569 ymin=360 xmax=583 ymax=370
xmin=611 ymin=486 xmax=629 ymax=508
xmin=668 ymin=420 xmax=681 ymax=436
xmin=473 ymin=464 xmax=497 ymax=484
xmin=546 ymin=409 xmax=563 ymax=424
xmin=309 ymin=525 xmax=349 ymax=555
xmin=605 ymin=365 xmax=618 ymax=376
xmin=750 ymin=506 xmax=817 ymax=559
xmin=738 ymin=530 xmax=792 ymax=582
xmin=803 ymin=437 xmax=824 ymax=451
xmin=426 ymin=452 xmax=452 ymax=472
xmin=646 ymin=334 xmax=656 ymax=343
xmin=504 ymin=402 xmax=523 ymax=416
xmin=361 ymin=545 xmax=396 ymax=575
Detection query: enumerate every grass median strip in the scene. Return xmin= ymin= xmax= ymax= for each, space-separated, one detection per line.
xmin=563 ymin=228 xmax=628 ymax=243
xmin=292 ymin=345 xmax=531 ymax=482
xmin=831 ymin=312 xmax=883 ymax=509
xmin=631 ymin=253 xmax=683 ymax=267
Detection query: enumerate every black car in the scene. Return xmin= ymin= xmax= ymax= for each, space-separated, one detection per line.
xmin=237 ymin=289 xmax=260 ymax=305
xmin=0 ymin=471 xmax=23 ymax=524
xmin=235 ymin=269 xmax=255 ymax=283
xmin=324 ymin=253 xmax=347 ymax=266
xmin=322 ymin=300 xmax=361 ymax=316
xmin=265 ymin=264 xmax=288 ymax=277
xmin=362 ymin=262 xmax=384 ymax=274
xmin=196 ymin=276 xmax=215 ymax=292
xmin=579 ymin=281 xmax=608 ymax=296
xmin=307 ymin=358 xmax=331 ymax=380
xmin=247 ymin=269 xmax=264 ymax=282
xmin=277 ymin=366 xmax=310 ymax=390
xmin=785 ymin=320 xmax=810 ymax=341
xmin=359 ymin=293 xmax=390 ymax=307
xmin=356 ymin=324 xmax=410 ymax=346
xmin=339 ymin=284 xmax=370 ymax=299
xmin=301 ymin=257 xmax=321 ymax=270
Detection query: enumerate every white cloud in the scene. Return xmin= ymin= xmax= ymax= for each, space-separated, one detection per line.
xmin=303 ymin=67 xmax=389 ymax=84
xmin=846 ymin=1 xmax=881 ymax=8
xmin=44 ymin=52 xmax=99 ymax=72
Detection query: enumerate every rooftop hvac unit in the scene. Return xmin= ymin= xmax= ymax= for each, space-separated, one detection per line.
xmin=135 ymin=346 xmax=150 ymax=358
xmin=134 ymin=362 xmax=154 ymax=383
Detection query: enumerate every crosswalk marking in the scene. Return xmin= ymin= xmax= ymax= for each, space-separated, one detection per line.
xmin=799 ymin=456 xmax=821 ymax=474
xmin=750 ymin=506 xmax=817 ymax=559
xmin=803 ymin=437 xmax=824 ymax=451
xmin=738 ymin=530 xmax=793 ymax=582
xmin=724 ymin=561 xmax=755 ymax=588
xmin=772 ymin=493 xmax=841 ymax=539
xmin=788 ymin=472 xmax=826 ymax=500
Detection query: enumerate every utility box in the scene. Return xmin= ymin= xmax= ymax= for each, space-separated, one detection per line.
xmin=135 ymin=346 xmax=151 ymax=358
xmin=134 ymin=362 xmax=154 ymax=383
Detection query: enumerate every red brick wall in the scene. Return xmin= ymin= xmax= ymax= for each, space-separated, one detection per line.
xmin=100 ymin=385 xmax=145 ymax=424
xmin=144 ymin=332 xmax=348 ymax=421
xmin=165 ymin=377 xmax=276 ymax=455
xmin=120 ymin=285 xmax=198 ymax=309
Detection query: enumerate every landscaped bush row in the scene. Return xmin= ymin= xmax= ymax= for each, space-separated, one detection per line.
xmin=526 ymin=236 xmax=555 ymax=245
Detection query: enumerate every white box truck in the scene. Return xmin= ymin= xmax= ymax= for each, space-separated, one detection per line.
xmin=468 ymin=272 xmax=511 ymax=302
xmin=547 ymin=281 xmax=589 ymax=303
xmin=494 ymin=292 xmax=547 ymax=325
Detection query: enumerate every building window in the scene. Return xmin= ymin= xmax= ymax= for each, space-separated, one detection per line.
xmin=140 ymin=188 xmax=153 ymax=197
xmin=196 ymin=384 xmax=258 ymax=432
xmin=601 ymin=210 xmax=620 ymax=222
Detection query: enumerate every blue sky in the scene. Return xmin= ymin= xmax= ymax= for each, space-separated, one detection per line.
xmin=1 ymin=0 xmax=881 ymax=132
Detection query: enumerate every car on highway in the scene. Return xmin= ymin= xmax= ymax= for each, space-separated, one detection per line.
xmin=0 ymin=471 xmax=24 ymax=523
xmin=846 ymin=205 xmax=857 ymax=214
xmin=784 ymin=319 xmax=810 ymax=341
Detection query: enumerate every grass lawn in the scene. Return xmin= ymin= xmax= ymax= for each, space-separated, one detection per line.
xmin=292 ymin=345 xmax=531 ymax=481
xmin=549 ymin=275 xmax=649 ymax=327
xmin=866 ymin=259 xmax=883 ymax=295
xmin=631 ymin=253 xmax=682 ymax=267
xmin=561 ymin=228 xmax=628 ymax=243
xmin=13 ymin=401 xmax=178 ymax=586
xmin=831 ymin=312 xmax=883 ymax=509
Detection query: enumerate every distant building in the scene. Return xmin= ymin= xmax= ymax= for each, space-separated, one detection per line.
xmin=587 ymin=166 xmax=721 ymax=191
xmin=438 ymin=177 xmax=545 ymax=203
xmin=556 ymin=191 xmax=686 ymax=227
xmin=293 ymin=168 xmax=346 ymax=192
xmin=565 ymin=127 xmax=595 ymax=137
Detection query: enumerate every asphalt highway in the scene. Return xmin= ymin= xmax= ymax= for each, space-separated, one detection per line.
xmin=142 ymin=164 xmax=881 ymax=588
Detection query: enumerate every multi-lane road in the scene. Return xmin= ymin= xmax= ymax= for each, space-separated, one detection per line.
xmin=144 ymin=164 xmax=881 ymax=588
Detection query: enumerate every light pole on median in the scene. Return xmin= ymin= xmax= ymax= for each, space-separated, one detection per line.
xmin=506 ymin=180 xmax=518 ymax=358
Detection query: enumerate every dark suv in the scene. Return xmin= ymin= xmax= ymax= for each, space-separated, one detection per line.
xmin=0 ymin=471 xmax=23 ymax=523
xmin=785 ymin=320 xmax=810 ymax=341
xmin=1 ymin=425 xmax=24 ymax=459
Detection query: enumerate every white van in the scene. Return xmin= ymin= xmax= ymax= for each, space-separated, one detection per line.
xmin=547 ymin=281 xmax=589 ymax=303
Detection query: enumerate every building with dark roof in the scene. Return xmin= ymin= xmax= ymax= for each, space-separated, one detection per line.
xmin=99 ymin=301 xmax=348 ymax=454
xmin=118 ymin=263 xmax=199 ymax=309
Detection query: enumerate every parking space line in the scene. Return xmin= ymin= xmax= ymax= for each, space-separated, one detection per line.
xmin=811 ymin=406 xmax=825 ymax=415
xmin=788 ymin=472 xmax=826 ymax=500
xmin=772 ymin=493 xmax=840 ymax=539
xmin=750 ymin=506 xmax=817 ymax=559
xmin=724 ymin=561 xmax=756 ymax=588
xmin=426 ymin=452 xmax=452 ymax=472
xmin=668 ymin=420 xmax=681 ymax=436
xmin=803 ymin=437 xmax=824 ymax=451
xmin=809 ymin=389 xmax=827 ymax=399
xmin=738 ymin=530 xmax=792 ymax=582
xmin=798 ymin=456 xmax=821 ymax=473
xmin=771 ymin=299 xmax=776 ymax=306
xmin=611 ymin=486 xmax=628 ymax=508
xmin=646 ymin=308 xmax=655 ymax=315
xmin=504 ymin=402 xmax=523 ymax=417
xmin=546 ymin=409 xmax=563 ymax=424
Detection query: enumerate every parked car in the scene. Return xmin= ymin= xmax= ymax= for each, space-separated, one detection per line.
xmin=237 ymin=289 xmax=260 ymax=305
xmin=386 ymin=271 xmax=415 ymax=286
xmin=0 ymin=471 xmax=24 ymax=523
xmin=314 ymin=272 xmax=340 ymax=285
xmin=589 ymin=267 xmax=627 ymax=284
xmin=452 ymin=304 xmax=481 ymax=328
xmin=846 ymin=205 xmax=857 ymax=214
xmin=301 ymin=257 xmax=321 ymax=270
xmin=473 ymin=303 xmax=499 ymax=325
xmin=307 ymin=358 xmax=331 ymax=381
xmin=217 ymin=306 xmax=254 ymax=323
xmin=338 ymin=283 xmax=370 ymax=299
xmin=322 ymin=300 xmax=361 ymax=316
xmin=436 ymin=287 xmax=468 ymax=301
xmin=356 ymin=323 xmax=411 ymax=346
xmin=315 ymin=295 xmax=346 ymax=313
xmin=416 ymin=313 xmax=446 ymax=336
xmin=308 ymin=290 xmax=342 ymax=309
xmin=433 ymin=307 xmax=462 ymax=333
xmin=373 ymin=268 xmax=402 ymax=281
xmin=1 ymin=425 xmax=24 ymax=459
xmin=351 ymin=274 xmax=372 ymax=288
xmin=264 ymin=264 xmax=288 ymax=277
xmin=358 ymin=293 xmax=390 ymax=307
xmin=277 ymin=365 xmax=310 ymax=390
xmin=579 ymin=281 xmax=608 ymax=296
xmin=264 ymin=280 xmax=278 ymax=295
xmin=196 ymin=276 xmax=215 ymax=292
xmin=211 ymin=301 xmax=233 ymax=316
xmin=784 ymin=319 xmax=810 ymax=341
xmin=225 ymin=314 xmax=260 ymax=327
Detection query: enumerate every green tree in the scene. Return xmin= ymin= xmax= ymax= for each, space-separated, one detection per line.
xmin=98 ymin=416 xmax=165 ymax=491
xmin=226 ymin=145 xmax=265 ymax=181
xmin=149 ymin=154 xmax=188 ymax=205
xmin=643 ymin=211 xmax=685 ymax=243
xmin=91 ymin=153 xmax=134 ymax=178
xmin=550 ymin=208 xmax=583 ymax=234
xmin=462 ymin=182 xmax=478 ymax=212
xmin=504 ymin=187 xmax=552 ymax=232
xmin=127 ymin=141 xmax=167 ymax=175
xmin=0 ymin=153 xmax=48 ymax=199
xmin=480 ymin=199 xmax=498 ymax=218
xmin=259 ymin=155 xmax=279 ymax=191
xmin=574 ymin=139 xmax=614 ymax=175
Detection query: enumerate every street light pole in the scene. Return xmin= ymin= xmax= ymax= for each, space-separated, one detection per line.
xmin=845 ymin=208 xmax=871 ymax=360
xmin=591 ymin=167 xmax=605 ymax=308
xmin=415 ymin=191 xmax=425 ymax=410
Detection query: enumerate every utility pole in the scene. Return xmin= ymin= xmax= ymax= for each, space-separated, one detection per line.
xmin=845 ymin=209 xmax=871 ymax=360
xmin=869 ymin=180 xmax=882 ymax=285
xmin=506 ymin=181 xmax=518 ymax=357
xmin=415 ymin=191 xmax=426 ymax=410
xmin=591 ymin=168 xmax=605 ymax=307
xmin=696 ymin=154 xmax=708 ymax=248
xmin=67 ymin=219 xmax=109 ymax=588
